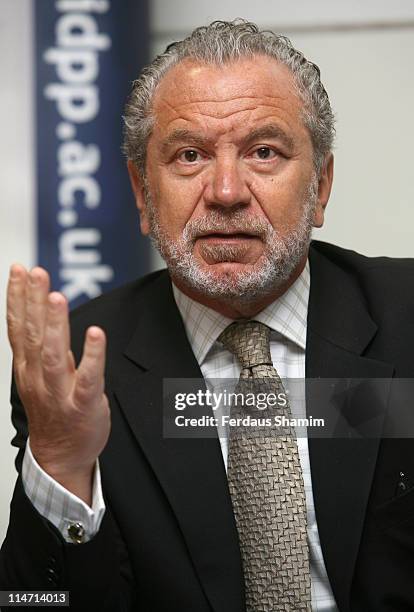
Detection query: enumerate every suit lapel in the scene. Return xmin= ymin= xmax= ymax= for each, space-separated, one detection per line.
xmin=307 ymin=245 xmax=394 ymax=611
xmin=113 ymin=272 xmax=245 ymax=612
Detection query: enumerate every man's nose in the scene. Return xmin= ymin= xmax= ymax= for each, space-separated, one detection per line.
xmin=204 ymin=157 xmax=251 ymax=208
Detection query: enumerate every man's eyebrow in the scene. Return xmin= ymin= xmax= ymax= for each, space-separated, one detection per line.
xmin=243 ymin=125 xmax=295 ymax=151
xmin=160 ymin=124 xmax=295 ymax=153
xmin=161 ymin=129 xmax=212 ymax=153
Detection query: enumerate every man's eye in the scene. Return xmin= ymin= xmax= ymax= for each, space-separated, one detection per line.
xmin=179 ymin=150 xmax=201 ymax=163
xmin=252 ymin=147 xmax=277 ymax=160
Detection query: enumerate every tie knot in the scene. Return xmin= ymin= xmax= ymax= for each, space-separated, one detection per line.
xmin=218 ymin=320 xmax=273 ymax=370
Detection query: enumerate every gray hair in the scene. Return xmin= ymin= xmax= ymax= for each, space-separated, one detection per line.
xmin=123 ymin=19 xmax=335 ymax=176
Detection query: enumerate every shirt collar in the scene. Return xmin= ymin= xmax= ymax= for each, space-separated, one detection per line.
xmin=172 ymin=260 xmax=310 ymax=365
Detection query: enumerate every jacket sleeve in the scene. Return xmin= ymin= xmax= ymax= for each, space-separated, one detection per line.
xmin=0 ymin=376 xmax=137 ymax=611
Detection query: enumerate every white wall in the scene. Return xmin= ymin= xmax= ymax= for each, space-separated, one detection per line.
xmin=1 ymin=0 xmax=413 ymax=543
xmin=0 ymin=0 xmax=35 ymax=544
xmin=152 ymin=0 xmax=414 ymax=32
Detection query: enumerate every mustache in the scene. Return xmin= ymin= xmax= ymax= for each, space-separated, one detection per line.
xmin=183 ymin=211 xmax=273 ymax=241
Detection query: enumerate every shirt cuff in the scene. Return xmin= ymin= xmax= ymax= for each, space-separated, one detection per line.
xmin=22 ymin=439 xmax=106 ymax=543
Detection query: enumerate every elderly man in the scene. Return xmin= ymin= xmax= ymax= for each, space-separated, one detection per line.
xmin=2 ymin=19 xmax=414 ymax=612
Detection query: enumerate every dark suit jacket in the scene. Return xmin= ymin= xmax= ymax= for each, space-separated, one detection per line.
xmin=1 ymin=240 xmax=414 ymax=611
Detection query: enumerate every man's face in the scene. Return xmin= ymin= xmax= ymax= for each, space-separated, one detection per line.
xmin=129 ymin=55 xmax=332 ymax=305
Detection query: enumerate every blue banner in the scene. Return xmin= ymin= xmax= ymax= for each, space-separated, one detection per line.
xmin=35 ymin=0 xmax=150 ymax=308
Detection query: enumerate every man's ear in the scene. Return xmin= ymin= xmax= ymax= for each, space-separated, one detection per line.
xmin=313 ymin=153 xmax=334 ymax=228
xmin=127 ymin=160 xmax=150 ymax=235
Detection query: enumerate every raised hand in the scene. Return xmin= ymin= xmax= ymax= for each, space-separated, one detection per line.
xmin=6 ymin=264 xmax=111 ymax=505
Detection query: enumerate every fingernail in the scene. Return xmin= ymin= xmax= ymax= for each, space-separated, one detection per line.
xmin=88 ymin=327 xmax=101 ymax=341
xmin=48 ymin=292 xmax=64 ymax=308
xmin=9 ymin=264 xmax=20 ymax=279
xmin=29 ymin=272 xmax=40 ymax=285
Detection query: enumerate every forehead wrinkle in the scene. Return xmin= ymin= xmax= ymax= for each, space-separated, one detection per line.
xmin=192 ymin=105 xmax=259 ymax=121
xmin=155 ymin=101 xmax=299 ymax=132
xmin=156 ymin=92 xmax=294 ymax=118
xmin=157 ymin=90 xmax=258 ymax=104
xmin=162 ymin=93 xmax=288 ymax=105
xmin=157 ymin=98 xmax=181 ymax=119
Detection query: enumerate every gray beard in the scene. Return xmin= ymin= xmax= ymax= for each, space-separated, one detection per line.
xmin=144 ymin=179 xmax=317 ymax=306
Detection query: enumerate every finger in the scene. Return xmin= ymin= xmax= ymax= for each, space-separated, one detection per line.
xmin=74 ymin=327 xmax=106 ymax=407
xmin=24 ymin=267 xmax=50 ymax=368
xmin=7 ymin=264 xmax=28 ymax=366
xmin=41 ymin=292 xmax=74 ymax=398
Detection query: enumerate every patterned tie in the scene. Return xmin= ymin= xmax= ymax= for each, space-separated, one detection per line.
xmin=218 ymin=320 xmax=311 ymax=611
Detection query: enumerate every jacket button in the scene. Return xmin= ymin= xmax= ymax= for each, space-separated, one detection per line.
xmin=46 ymin=567 xmax=58 ymax=586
